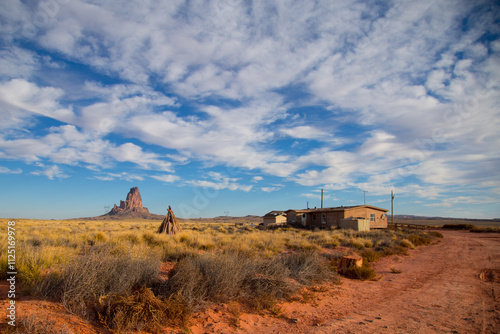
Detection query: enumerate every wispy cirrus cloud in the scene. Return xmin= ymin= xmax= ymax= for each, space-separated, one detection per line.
xmin=31 ymin=165 xmax=69 ymax=180
xmin=186 ymin=171 xmax=252 ymax=192
xmin=0 ymin=166 xmax=22 ymax=174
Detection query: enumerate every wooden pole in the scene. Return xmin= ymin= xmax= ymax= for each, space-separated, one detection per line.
xmin=391 ymin=190 xmax=395 ymax=226
xmin=321 ymin=189 xmax=323 ymax=208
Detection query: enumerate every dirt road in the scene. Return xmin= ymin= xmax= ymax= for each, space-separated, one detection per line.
xmin=222 ymin=230 xmax=499 ymax=334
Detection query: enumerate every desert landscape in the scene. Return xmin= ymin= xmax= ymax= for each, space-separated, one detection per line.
xmin=1 ymin=213 xmax=498 ymax=333
xmin=1 ymin=1 xmax=499 ymax=333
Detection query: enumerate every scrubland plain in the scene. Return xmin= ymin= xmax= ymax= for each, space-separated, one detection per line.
xmin=0 ymin=218 xmax=497 ymax=333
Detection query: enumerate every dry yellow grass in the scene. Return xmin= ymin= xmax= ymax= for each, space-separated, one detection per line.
xmin=0 ymin=218 xmax=441 ymax=286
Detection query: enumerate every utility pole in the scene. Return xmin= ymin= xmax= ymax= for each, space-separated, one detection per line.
xmin=391 ymin=190 xmax=395 ymax=225
xmin=321 ymin=189 xmax=323 ymax=208
xmin=363 ymin=190 xmax=368 ymax=205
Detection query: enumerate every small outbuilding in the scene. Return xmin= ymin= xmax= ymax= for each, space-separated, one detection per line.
xmin=262 ymin=211 xmax=287 ymax=226
xmin=340 ymin=217 xmax=370 ymax=232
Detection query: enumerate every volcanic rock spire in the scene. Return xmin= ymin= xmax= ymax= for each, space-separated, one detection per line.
xmin=107 ymin=187 xmax=151 ymax=218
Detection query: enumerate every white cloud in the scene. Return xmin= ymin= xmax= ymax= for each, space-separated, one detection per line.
xmin=109 ymin=143 xmax=173 ymax=172
xmin=151 ymin=174 xmax=180 ymax=183
xmin=301 ymin=192 xmax=335 ymax=200
xmin=91 ymin=172 xmax=144 ymax=182
xmin=261 ymin=187 xmax=280 ymax=193
xmin=31 ymin=165 xmax=69 ymax=180
xmin=0 ymin=125 xmax=175 ymax=173
xmin=425 ymin=195 xmax=497 ymax=208
xmin=0 ymin=47 xmax=39 ymax=79
xmin=280 ymin=126 xmax=330 ymax=141
xmin=0 ymin=166 xmax=22 ymax=174
xmin=187 ymin=171 xmax=252 ymax=192
xmin=0 ymin=79 xmax=74 ymax=123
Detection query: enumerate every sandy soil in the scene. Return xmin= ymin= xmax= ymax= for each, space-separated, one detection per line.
xmin=1 ymin=230 xmax=499 ymax=333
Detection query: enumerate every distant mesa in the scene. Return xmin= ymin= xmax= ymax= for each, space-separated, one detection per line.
xmin=100 ymin=187 xmax=163 ymax=220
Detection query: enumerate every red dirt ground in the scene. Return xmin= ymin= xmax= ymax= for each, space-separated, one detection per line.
xmin=1 ymin=230 xmax=499 ymax=333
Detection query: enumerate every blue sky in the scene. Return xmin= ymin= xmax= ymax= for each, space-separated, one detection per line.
xmin=0 ymin=0 xmax=499 ymax=219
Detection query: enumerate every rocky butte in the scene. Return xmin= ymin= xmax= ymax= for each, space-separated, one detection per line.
xmin=103 ymin=187 xmax=162 ymax=219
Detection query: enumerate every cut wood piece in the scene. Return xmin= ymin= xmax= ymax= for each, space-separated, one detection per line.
xmin=156 ymin=206 xmax=182 ymax=235
xmin=338 ymin=255 xmax=363 ymax=274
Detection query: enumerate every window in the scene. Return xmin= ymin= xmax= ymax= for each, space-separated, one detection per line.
xmin=312 ymin=214 xmax=317 ymax=220
xmin=370 ymin=213 xmax=375 ymax=221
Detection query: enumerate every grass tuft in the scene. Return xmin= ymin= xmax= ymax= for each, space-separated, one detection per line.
xmin=341 ymin=262 xmax=378 ymax=281
xmin=361 ymin=249 xmax=382 ymax=262
xmin=390 ymin=267 xmax=402 ymax=274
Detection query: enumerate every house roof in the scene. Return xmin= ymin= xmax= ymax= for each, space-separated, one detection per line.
xmin=285 ymin=205 xmax=388 ymax=213
xmin=263 ymin=210 xmax=286 ymax=218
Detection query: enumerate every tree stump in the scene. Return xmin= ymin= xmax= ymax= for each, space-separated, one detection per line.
xmin=338 ymin=255 xmax=363 ymax=274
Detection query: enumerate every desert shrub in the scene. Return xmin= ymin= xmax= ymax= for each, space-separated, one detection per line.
xmin=162 ymin=252 xmax=252 ymax=306
xmin=363 ymin=239 xmax=373 ymax=248
xmin=175 ymin=232 xmax=216 ymax=251
xmin=427 ymin=231 xmax=444 ymax=238
xmin=142 ymin=232 xmax=164 ymax=247
xmin=164 ymin=293 xmax=192 ymax=327
xmin=159 ymin=250 xmax=334 ymax=312
xmin=361 ymin=249 xmax=382 ymax=262
xmin=28 ymin=236 xmax=43 ymax=247
xmin=34 ymin=270 xmax=65 ymax=299
xmin=406 ymin=234 xmax=432 ymax=246
xmin=60 ymin=246 xmax=161 ymax=317
xmin=281 ymin=250 xmax=333 ymax=285
xmin=162 ymin=242 xmax=198 ymax=261
xmin=347 ymin=238 xmax=365 ymax=250
xmin=286 ymin=238 xmax=321 ymax=251
xmin=394 ymin=246 xmax=409 ymax=256
xmin=93 ymin=231 xmax=108 ymax=243
xmin=374 ymin=238 xmax=395 ymax=250
xmin=306 ymin=231 xmax=337 ymax=247
xmin=470 ymin=226 xmax=500 ymax=233
xmin=442 ymin=224 xmax=474 ymax=230
xmin=118 ymin=232 xmax=140 ymax=245
xmin=15 ymin=246 xmax=70 ymax=293
xmin=382 ymin=246 xmax=409 ymax=257
xmin=97 ymin=286 xmax=166 ymax=333
xmin=218 ymin=226 xmax=228 ymax=234
xmin=244 ymin=258 xmax=293 ymax=310
xmin=399 ymin=239 xmax=415 ymax=249
xmin=236 ymin=232 xmax=286 ymax=254
xmin=17 ymin=313 xmax=75 ymax=334
xmin=341 ymin=263 xmax=377 ymax=281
